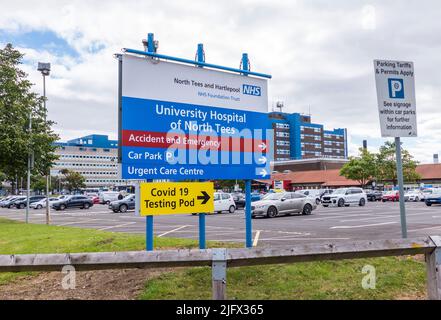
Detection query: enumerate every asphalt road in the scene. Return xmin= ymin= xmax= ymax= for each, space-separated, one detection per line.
xmin=1 ymin=201 xmax=441 ymax=247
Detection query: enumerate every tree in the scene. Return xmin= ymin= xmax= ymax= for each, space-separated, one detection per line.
xmin=375 ymin=141 xmax=420 ymax=185
xmin=340 ymin=148 xmax=376 ymax=187
xmin=59 ymin=169 xmax=86 ymax=192
xmin=0 ymin=44 xmax=59 ymax=194
xmin=31 ymin=175 xmax=47 ymax=193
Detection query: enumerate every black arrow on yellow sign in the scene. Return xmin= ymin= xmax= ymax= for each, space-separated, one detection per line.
xmin=197 ymin=191 xmax=211 ymax=205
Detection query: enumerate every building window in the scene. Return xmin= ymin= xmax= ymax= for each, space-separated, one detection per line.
xmin=276 ymin=132 xmax=289 ymax=138
xmin=276 ymin=123 xmax=289 ymax=129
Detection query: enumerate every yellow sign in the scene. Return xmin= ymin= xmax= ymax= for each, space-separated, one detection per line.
xmin=139 ymin=182 xmax=214 ymax=216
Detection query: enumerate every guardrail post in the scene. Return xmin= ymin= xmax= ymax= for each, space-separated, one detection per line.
xmin=426 ymin=236 xmax=441 ymax=300
xmin=212 ymin=248 xmax=227 ymax=300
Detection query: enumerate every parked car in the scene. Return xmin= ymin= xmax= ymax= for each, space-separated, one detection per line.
xmin=420 ymin=188 xmax=440 ymax=202
xmin=14 ymin=195 xmax=46 ymax=209
xmin=321 ymin=187 xmax=367 ymax=207
xmin=295 ymin=189 xmax=322 ymax=205
xmin=109 ymin=194 xmax=135 ymax=213
xmin=404 ymin=190 xmax=422 ymax=202
xmin=86 ymin=194 xmax=100 ymax=204
xmin=251 ymin=192 xmax=317 ymax=218
xmin=2 ymin=196 xmax=26 ymax=208
xmin=52 ymin=195 xmax=93 ymax=211
xmin=0 ymin=196 xmax=15 ymax=207
xmin=29 ymin=197 xmax=60 ymax=209
xmin=99 ymin=191 xmax=121 ymax=204
xmin=320 ymin=189 xmax=334 ymax=199
xmin=366 ymin=190 xmax=383 ymax=202
xmin=425 ymin=192 xmax=441 ymax=206
xmin=214 ymin=192 xmax=236 ymax=213
xmin=231 ymin=192 xmax=245 ymax=209
xmin=382 ymin=191 xmax=400 ymax=202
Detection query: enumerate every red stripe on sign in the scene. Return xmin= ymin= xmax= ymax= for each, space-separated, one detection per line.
xmin=121 ymin=130 xmax=268 ymax=153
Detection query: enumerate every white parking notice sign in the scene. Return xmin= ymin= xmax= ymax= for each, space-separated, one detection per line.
xmin=374 ymin=60 xmax=417 ymax=137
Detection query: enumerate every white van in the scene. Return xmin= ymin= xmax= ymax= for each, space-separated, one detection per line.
xmin=99 ymin=191 xmax=121 ymax=204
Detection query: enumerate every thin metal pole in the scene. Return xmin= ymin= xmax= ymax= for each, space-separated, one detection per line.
xmin=395 ymin=137 xmax=407 ymax=238
xmin=197 ymin=43 xmax=207 ymax=250
xmin=26 ymin=111 xmax=32 ymax=223
xmin=241 ymin=53 xmax=253 ymax=248
xmin=245 ymin=180 xmax=252 ymax=248
xmin=146 ymin=215 xmax=154 ymax=251
xmin=145 ymin=34 xmax=155 ymax=252
xmin=43 ymin=74 xmax=51 ymax=225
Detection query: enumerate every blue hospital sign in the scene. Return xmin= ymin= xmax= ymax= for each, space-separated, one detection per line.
xmin=374 ymin=60 xmax=417 ymax=137
xmin=119 ymin=54 xmax=272 ymax=180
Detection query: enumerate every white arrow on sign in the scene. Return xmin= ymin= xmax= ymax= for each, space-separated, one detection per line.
xmin=258 ymin=156 xmax=267 ymax=164
xmin=259 ymin=168 xmax=268 ymax=177
xmin=258 ymin=143 xmax=267 ymax=151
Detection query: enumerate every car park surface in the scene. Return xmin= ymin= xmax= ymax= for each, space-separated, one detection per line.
xmin=1 ymin=200 xmax=440 ymax=247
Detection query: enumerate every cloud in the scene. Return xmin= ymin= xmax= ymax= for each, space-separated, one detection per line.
xmin=1 ymin=0 xmax=440 ymax=163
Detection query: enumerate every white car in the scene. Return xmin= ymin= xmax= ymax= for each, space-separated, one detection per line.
xmin=420 ymin=188 xmax=441 ymax=201
xmin=214 ymin=192 xmax=236 ymax=213
xmin=321 ymin=187 xmax=367 ymax=207
xmin=29 ymin=197 xmax=60 ymax=209
xmin=99 ymin=191 xmax=121 ymax=204
xmin=404 ymin=190 xmax=422 ymax=202
xmin=295 ymin=189 xmax=323 ymax=205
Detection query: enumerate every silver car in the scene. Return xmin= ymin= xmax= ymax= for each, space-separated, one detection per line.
xmin=251 ymin=192 xmax=317 ymax=218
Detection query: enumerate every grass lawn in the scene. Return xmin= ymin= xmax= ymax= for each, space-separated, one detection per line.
xmin=0 ymin=218 xmax=428 ymax=299
xmin=0 ymin=217 xmax=224 ymax=285
xmin=140 ymin=257 xmax=427 ymax=300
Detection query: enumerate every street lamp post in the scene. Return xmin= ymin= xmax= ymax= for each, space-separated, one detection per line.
xmin=37 ymin=62 xmax=51 ymax=225
xmin=25 ymin=111 xmax=32 ymax=223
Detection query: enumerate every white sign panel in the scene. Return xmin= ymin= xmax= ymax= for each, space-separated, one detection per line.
xmin=374 ymin=60 xmax=417 ymax=137
xmin=122 ymin=54 xmax=268 ymax=113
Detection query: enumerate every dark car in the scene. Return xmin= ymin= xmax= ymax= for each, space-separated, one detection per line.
xmin=14 ymin=195 xmax=46 ymax=209
xmin=3 ymin=196 xmax=26 ymax=208
xmin=109 ymin=194 xmax=135 ymax=213
xmin=52 ymin=195 xmax=93 ymax=211
xmin=231 ymin=193 xmax=245 ymax=209
xmin=366 ymin=190 xmax=383 ymax=202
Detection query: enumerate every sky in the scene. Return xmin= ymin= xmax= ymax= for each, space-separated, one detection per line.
xmin=0 ymin=0 xmax=440 ymax=163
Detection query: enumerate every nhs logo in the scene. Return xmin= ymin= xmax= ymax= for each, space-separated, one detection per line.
xmin=242 ymin=84 xmax=261 ymax=96
xmin=388 ymin=78 xmax=404 ymax=99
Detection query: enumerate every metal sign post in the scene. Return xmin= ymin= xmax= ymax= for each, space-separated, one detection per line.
xmin=197 ymin=43 xmax=207 ymax=250
xmin=242 ymin=53 xmax=253 ymax=248
xmin=374 ymin=59 xmax=417 ymax=239
xmin=395 ymin=137 xmax=407 ymax=238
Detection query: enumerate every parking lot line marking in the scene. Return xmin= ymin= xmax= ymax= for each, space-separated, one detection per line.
xmin=157 ymin=225 xmax=189 ymax=238
xmin=260 ymin=237 xmax=351 ymax=241
xmin=98 ymin=222 xmax=137 ymax=231
xmin=330 ymin=221 xmax=398 ymax=229
xmin=253 ymin=230 xmax=261 ymax=247
xmin=57 ymin=219 xmax=102 ymax=226
xmin=339 ymin=215 xmax=397 ymax=222
xmin=408 ymin=225 xmax=441 ymax=232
